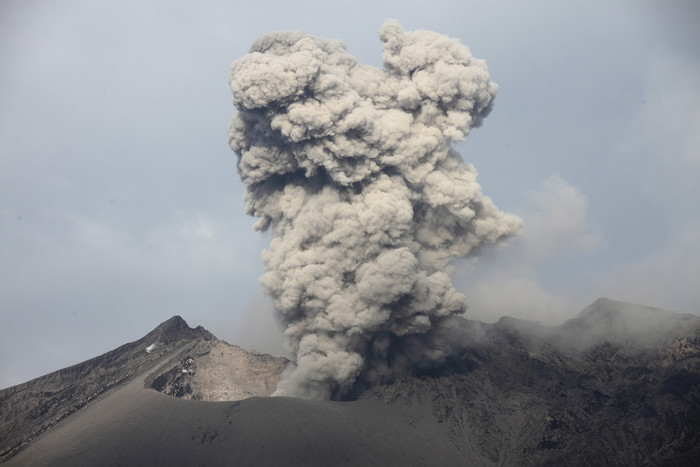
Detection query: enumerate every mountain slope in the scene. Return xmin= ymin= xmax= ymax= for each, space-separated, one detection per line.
xmin=0 ymin=316 xmax=287 ymax=463
xmin=364 ymin=298 xmax=700 ymax=465
xmin=4 ymin=374 xmax=470 ymax=467
xmin=2 ymin=299 xmax=699 ymax=466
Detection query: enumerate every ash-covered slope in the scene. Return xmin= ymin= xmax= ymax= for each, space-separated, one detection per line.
xmin=0 ymin=316 xmax=287 ymax=463
xmin=364 ymin=298 xmax=700 ymax=465
xmin=4 ymin=376 xmax=467 ymax=467
xmin=2 ymin=299 xmax=699 ymax=466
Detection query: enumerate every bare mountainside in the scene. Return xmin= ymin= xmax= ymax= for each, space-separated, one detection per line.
xmin=0 ymin=316 xmax=288 ymax=462
xmin=2 ymin=298 xmax=700 ymax=466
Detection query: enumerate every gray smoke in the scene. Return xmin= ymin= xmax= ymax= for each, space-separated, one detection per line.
xmin=227 ymin=20 xmax=521 ymax=400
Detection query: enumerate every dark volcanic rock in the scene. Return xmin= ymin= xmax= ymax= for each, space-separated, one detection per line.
xmin=2 ymin=299 xmax=699 ymax=466
xmin=143 ymin=315 xmax=216 ymax=345
xmin=363 ymin=299 xmax=700 ymax=466
xmin=0 ymin=316 xmax=215 ymax=462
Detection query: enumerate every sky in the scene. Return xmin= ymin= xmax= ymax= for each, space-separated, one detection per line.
xmin=1 ymin=0 xmax=698 ymax=389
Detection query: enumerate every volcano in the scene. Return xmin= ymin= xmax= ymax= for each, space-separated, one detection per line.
xmin=1 ymin=298 xmax=699 ymax=466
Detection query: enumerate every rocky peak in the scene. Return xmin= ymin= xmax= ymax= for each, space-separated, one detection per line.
xmin=560 ymin=298 xmax=697 ymax=350
xmin=0 ymin=315 xmax=219 ymax=462
xmin=142 ymin=315 xmax=216 ymax=346
xmin=574 ymin=297 xmax=675 ymax=323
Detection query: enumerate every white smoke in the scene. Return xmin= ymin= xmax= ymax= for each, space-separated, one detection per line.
xmin=228 ymin=20 xmax=521 ymax=399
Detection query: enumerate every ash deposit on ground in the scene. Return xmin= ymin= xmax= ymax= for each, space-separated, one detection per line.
xmin=228 ymin=19 xmax=521 ymax=400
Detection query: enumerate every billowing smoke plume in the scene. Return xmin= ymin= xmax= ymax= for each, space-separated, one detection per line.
xmin=228 ymin=20 xmax=521 ymax=399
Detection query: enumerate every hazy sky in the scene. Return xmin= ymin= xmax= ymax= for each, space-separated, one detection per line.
xmin=1 ymin=0 xmax=698 ymax=389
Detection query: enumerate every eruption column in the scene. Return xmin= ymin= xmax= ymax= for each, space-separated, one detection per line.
xmin=228 ymin=20 xmax=521 ymax=399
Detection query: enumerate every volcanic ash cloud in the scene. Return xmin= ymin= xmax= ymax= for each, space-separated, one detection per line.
xmin=227 ymin=20 xmax=521 ymax=399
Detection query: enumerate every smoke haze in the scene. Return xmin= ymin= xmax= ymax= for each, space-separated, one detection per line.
xmin=228 ymin=20 xmax=521 ymax=399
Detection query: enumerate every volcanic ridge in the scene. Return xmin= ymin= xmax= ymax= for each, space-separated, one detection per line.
xmin=1 ymin=298 xmax=699 ymax=466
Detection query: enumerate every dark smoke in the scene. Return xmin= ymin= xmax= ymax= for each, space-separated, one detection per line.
xmin=228 ymin=20 xmax=521 ymax=399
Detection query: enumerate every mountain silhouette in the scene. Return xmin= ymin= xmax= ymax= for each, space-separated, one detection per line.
xmin=1 ymin=299 xmax=699 ymax=466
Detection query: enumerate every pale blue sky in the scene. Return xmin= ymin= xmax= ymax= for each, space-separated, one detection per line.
xmin=1 ymin=0 xmax=698 ymax=388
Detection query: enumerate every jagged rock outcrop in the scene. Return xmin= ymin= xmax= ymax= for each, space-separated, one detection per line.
xmin=145 ymin=340 xmax=288 ymax=401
